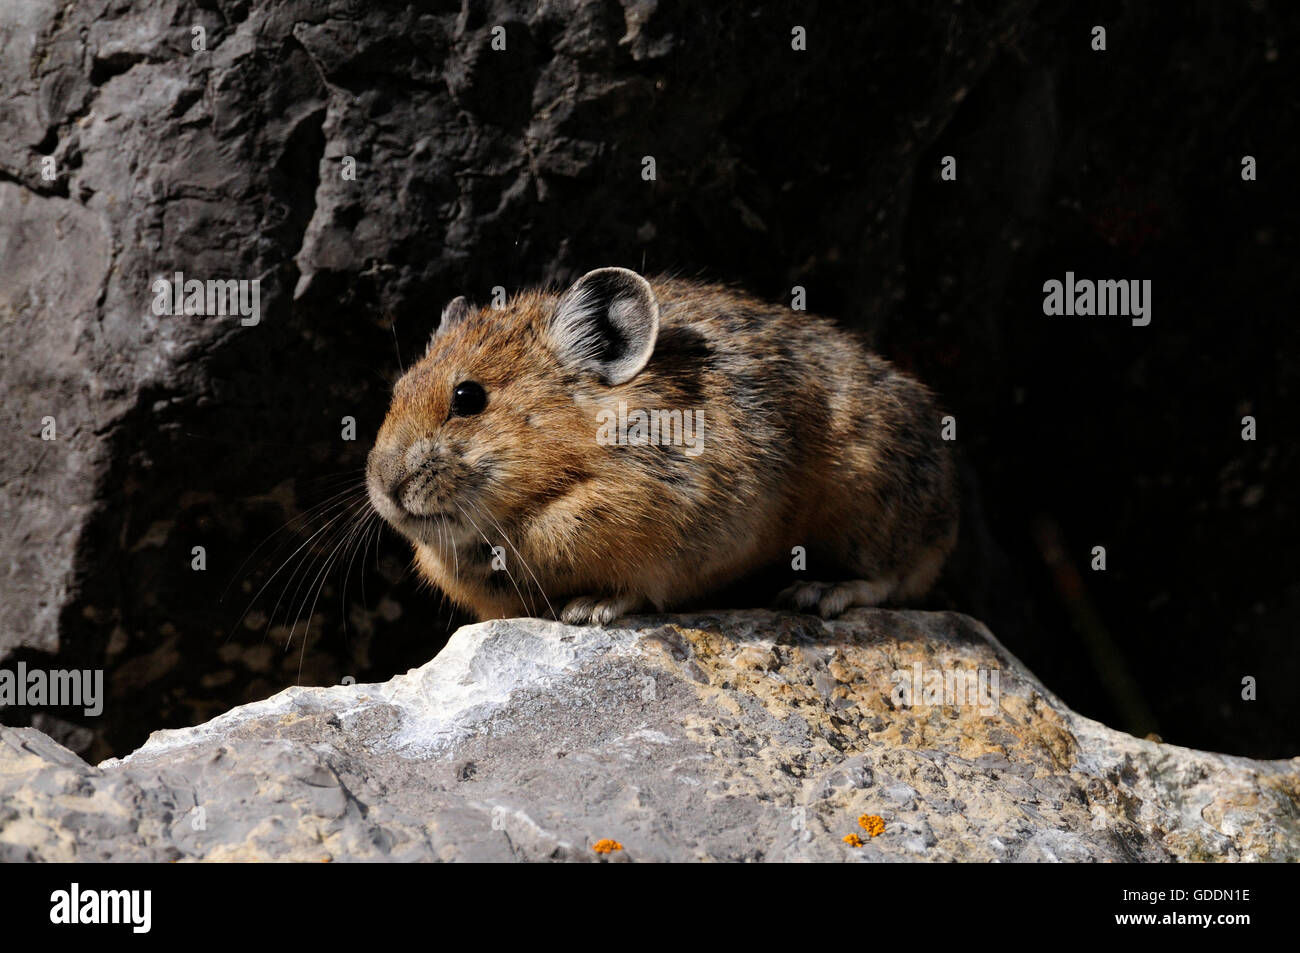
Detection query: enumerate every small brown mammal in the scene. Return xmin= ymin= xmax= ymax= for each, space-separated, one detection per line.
xmin=367 ymin=267 xmax=957 ymax=624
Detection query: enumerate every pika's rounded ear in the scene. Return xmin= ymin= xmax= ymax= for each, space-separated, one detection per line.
xmin=437 ymin=295 xmax=472 ymax=334
xmin=548 ymin=267 xmax=659 ymax=385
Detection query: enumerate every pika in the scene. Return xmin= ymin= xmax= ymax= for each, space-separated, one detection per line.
xmin=367 ymin=267 xmax=957 ymax=624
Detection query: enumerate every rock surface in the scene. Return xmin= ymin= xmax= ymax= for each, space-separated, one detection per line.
xmin=2 ymin=609 xmax=1296 ymax=862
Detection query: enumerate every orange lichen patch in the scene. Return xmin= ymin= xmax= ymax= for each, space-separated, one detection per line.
xmin=730 ymin=645 xmax=778 ymax=671
xmin=842 ymin=833 xmax=864 ymax=847
xmin=1260 ymin=771 xmax=1300 ymax=811
xmin=859 ymin=814 xmax=885 ymax=837
xmin=656 ymin=619 xmax=1079 ymax=776
xmin=592 ymin=839 xmax=624 ymax=854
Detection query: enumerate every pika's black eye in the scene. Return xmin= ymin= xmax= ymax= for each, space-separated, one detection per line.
xmin=450 ymin=380 xmax=487 ymax=417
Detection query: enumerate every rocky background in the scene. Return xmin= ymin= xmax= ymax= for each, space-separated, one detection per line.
xmin=1 ymin=0 xmax=1296 ymax=763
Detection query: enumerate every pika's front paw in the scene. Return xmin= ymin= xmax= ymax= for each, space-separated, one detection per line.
xmin=775 ymin=579 xmax=894 ymax=618
xmin=559 ymin=594 xmax=640 ymax=626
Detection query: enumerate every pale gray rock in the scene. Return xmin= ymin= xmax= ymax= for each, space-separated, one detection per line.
xmin=2 ymin=609 xmax=1296 ymax=862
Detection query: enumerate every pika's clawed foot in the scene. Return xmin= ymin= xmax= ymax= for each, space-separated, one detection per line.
xmin=775 ymin=579 xmax=895 ymax=618
xmin=559 ymin=594 xmax=641 ymax=626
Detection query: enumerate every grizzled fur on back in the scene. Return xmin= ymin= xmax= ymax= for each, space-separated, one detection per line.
xmin=366 ymin=268 xmax=957 ymax=623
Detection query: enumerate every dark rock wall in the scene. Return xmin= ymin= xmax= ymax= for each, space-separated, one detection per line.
xmin=1 ymin=0 xmax=1295 ymax=760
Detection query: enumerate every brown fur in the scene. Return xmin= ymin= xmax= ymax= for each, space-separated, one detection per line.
xmin=366 ymin=272 xmax=958 ymax=624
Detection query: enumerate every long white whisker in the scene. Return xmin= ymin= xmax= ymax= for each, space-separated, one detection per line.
xmin=437 ymin=513 xmax=460 ymax=632
xmin=441 ymin=512 xmax=458 ymax=584
xmin=453 ymin=501 xmax=534 ymax=618
xmin=220 ymin=483 xmax=367 ymax=607
xmin=286 ymin=497 xmax=373 ymax=663
xmin=229 ymin=491 xmax=366 ymax=642
xmin=297 ymin=507 xmax=376 ymax=675
xmin=472 ymin=503 xmax=555 ymax=620
xmin=272 ymin=496 xmax=369 ymax=643
xmin=339 ymin=510 xmax=381 ymax=644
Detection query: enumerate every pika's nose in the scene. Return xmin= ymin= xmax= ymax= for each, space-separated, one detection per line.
xmin=369 ymin=440 xmax=427 ymax=509
xmin=378 ymin=439 xmax=437 ymax=510
xmin=403 ymin=438 xmax=436 ymax=472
